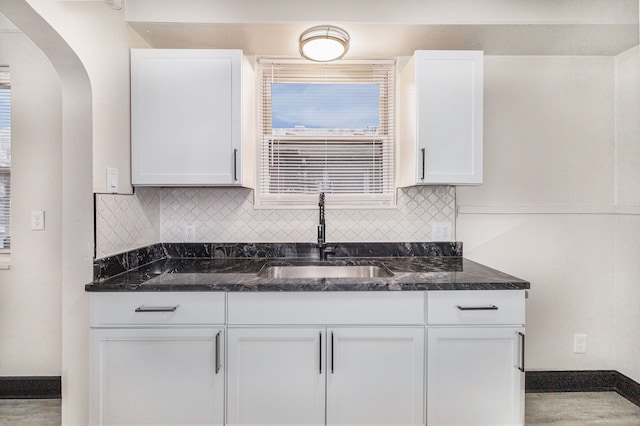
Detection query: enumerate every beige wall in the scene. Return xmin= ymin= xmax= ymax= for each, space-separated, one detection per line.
xmin=26 ymin=0 xmax=148 ymax=194
xmin=457 ymin=55 xmax=619 ymax=371
xmin=0 ymin=28 xmax=62 ymax=376
xmin=614 ymin=45 xmax=640 ymax=383
xmin=459 ymin=56 xmax=615 ymax=207
xmin=1 ymin=2 xmax=94 ymax=424
xmin=458 ymin=50 xmax=640 ymax=380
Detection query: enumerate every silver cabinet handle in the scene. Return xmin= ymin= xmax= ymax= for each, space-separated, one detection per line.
xmin=319 ymin=332 xmax=322 ymax=374
xmin=330 ymin=331 xmax=335 ymax=374
xmin=456 ymin=305 xmax=498 ymax=311
xmin=215 ymin=331 xmax=221 ymax=374
xmin=134 ymin=305 xmax=179 ymax=313
xmin=517 ymin=332 xmax=526 ymax=372
xmin=421 ymin=148 xmax=426 ymax=180
xmin=233 ymin=148 xmax=238 ymax=181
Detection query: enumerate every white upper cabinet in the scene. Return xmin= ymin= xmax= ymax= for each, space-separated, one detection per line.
xmin=131 ymin=49 xmax=250 ymax=186
xmin=398 ymin=50 xmax=483 ymax=186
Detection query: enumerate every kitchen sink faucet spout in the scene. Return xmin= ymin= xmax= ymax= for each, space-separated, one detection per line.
xmin=317 ymin=193 xmax=336 ymax=261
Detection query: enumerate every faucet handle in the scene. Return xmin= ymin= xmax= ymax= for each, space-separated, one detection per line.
xmin=324 ymin=244 xmax=337 ymax=255
xmin=318 ymin=243 xmax=337 ymax=261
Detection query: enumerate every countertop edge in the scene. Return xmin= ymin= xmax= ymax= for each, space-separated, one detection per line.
xmin=85 ymin=256 xmax=530 ymax=292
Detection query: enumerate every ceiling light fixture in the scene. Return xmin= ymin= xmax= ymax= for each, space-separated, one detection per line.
xmin=299 ymin=25 xmax=350 ymax=62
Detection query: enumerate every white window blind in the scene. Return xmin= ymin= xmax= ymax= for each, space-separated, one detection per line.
xmin=257 ymin=59 xmax=395 ymax=208
xmin=0 ymin=67 xmax=10 ymax=250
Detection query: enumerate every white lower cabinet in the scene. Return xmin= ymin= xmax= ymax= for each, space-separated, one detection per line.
xmin=90 ymin=327 xmax=225 ymax=426
xmin=89 ymin=292 xmax=226 ymax=426
xmin=227 ymin=326 xmax=425 ymax=426
xmin=89 ymin=290 xmax=526 ymax=426
xmin=226 ymin=327 xmax=326 ymax=426
xmin=427 ymin=327 xmax=525 ymax=425
xmin=326 ymin=327 xmax=425 ymax=426
xmin=426 ymin=290 xmax=526 ymax=425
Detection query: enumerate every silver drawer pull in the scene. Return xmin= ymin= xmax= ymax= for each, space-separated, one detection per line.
xmin=215 ymin=331 xmax=221 ymax=374
xmin=456 ymin=305 xmax=498 ymax=311
xmin=135 ymin=305 xmax=179 ymax=313
xmin=517 ymin=332 xmax=526 ymax=372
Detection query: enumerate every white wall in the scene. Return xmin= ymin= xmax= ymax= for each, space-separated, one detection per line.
xmin=1 ymin=2 xmax=94 ymax=425
xmin=25 ymin=0 xmax=148 ymax=194
xmin=457 ymin=55 xmax=619 ymax=371
xmin=458 ymin=50 xmax=640 ymax=379
xmin=0 ymin=28 xmax=62 ymax=376
xmin=614 ymin=45 xmax=640 ymax=383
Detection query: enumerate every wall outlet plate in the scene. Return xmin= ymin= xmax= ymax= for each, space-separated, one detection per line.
xmin=184 ymin=225 xmax=196 ymax=242
xmin=432 ymin=222 xmax=453 ymax=241
xmin=574 ymin=334 xmax=587 ymax=354
xmin=31 ymin=210 xmax=45 ymax=231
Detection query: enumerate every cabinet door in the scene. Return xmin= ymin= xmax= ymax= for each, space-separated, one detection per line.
xmin=327 ymin=327 xmax=425 ymax=426
xmin=226 ymin=327 xmax=325 ymax=426
xmin=131 ymin=49 xmax=242 ymax=186
xmin=427 ymin=327 xmax=525 ymax=425
xmin=415 ymin=50 xmax=483 ymax=185
xmin=90 ymin=327 xmax=224 ymax=426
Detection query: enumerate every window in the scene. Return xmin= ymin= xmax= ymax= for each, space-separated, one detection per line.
xmin=0 ymin=67 xmax=10 ymax=251
xmin=257 ymin=59 xmax=395 ymax=208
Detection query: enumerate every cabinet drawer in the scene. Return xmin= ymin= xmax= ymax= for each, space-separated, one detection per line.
xmin=427 ymin=290 xmax=524 ymax=325
xmin=90 ymin=292 xmax=225 ymax=326
xmin=228 ymin=292 xmax=425 ymax=325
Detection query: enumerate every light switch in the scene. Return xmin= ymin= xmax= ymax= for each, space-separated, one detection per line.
xmin=31 ymin=210 xmax=45 ymax=231
xmin=106 ymin=167 xmax=118 ymax=193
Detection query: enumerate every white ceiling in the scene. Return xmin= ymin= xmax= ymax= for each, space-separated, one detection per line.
xmin=126 ymin=0 xmax=639 ymax=56
xmin=130 ymin=22 xmax=639 ymax=57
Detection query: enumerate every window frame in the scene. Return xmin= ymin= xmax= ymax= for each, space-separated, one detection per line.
xmin=255 ymin=58 xmax=396 ymax=209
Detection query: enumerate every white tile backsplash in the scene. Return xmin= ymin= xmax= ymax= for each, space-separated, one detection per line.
xmin=95 ymin=188 xmax=161 ymax=258
xmin=95 ymin=186 xmax=456 ymax=258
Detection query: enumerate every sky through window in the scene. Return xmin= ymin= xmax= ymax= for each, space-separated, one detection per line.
xmin=271 ymin=83 xmax=379 ymax=129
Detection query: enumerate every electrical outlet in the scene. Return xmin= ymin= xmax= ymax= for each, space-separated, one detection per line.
xmin=184 ymin=225 xmax=196 ymax=242
xmin=432 ymin=222 xmax=453 ymax=241
xmin=31 ymin=210 xmax=45 ymax=231
xmin=574 ymin=334 xmax=587 ymax=354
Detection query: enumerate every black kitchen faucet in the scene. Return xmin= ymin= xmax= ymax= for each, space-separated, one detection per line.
xmin=317 ymin=193 xmax=336 ymax=261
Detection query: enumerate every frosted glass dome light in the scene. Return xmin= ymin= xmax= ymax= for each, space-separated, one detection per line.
xmin=299 ymin=25 xmax=350 ymax=62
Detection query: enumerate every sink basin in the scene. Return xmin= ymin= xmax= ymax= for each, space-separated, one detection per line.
xmin=257 ymin=264 xmax=394 ymax=279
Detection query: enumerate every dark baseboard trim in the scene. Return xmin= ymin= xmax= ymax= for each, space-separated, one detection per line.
xmin=2 ymin=371 xmax=637 ymax=404
xmin=526 ymin=370 xmax=640 ymax=407
xmin=0 ymin=376 xmax=61 ymax=399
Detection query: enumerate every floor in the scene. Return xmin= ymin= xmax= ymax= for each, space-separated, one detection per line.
xmin=525 ymin=392 xmax=640 ymax=425
xmin=0 ymin=392 xmax=639 ymax=425
xmin=0 ymin=399 xmax=61 ymax=425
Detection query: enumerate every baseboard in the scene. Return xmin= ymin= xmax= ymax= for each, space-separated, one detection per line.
xmin=0 ymin=376 xmax=61 ymax=399
xmin=2 ymin=371 xmax=637 ymax=404
xmin=526 ymin=370 xmax=640 ymax=407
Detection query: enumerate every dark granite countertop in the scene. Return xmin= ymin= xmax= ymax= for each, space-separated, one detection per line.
xmin=85 ymin=243 xmax=530 ymax=292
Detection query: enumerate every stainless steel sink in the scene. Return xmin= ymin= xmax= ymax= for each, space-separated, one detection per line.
xmin=257 ymin=264 xmax=394 ymax=279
